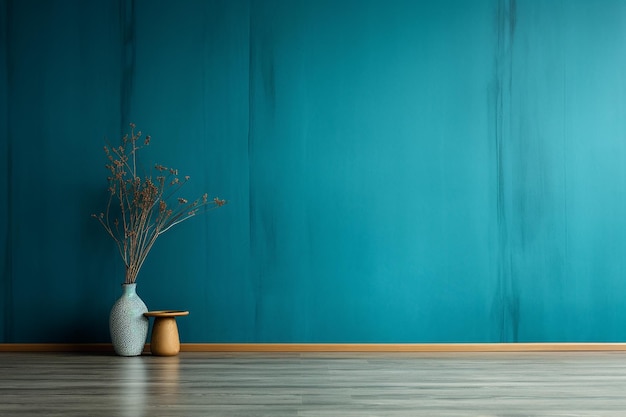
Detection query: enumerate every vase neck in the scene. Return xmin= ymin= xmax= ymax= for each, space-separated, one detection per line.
xmin=121 ymin=283 xmax=137 ymax=297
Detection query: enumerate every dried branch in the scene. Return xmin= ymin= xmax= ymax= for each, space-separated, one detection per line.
xmin=92 ymin=123 xmax=227 ymax=284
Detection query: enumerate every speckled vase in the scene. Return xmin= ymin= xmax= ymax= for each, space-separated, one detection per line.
xmin=109 ymin=283 xmax=149 ymax=356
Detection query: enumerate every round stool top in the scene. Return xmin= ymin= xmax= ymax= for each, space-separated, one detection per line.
xmin=144 ymin=310 xmax=189 ymax=318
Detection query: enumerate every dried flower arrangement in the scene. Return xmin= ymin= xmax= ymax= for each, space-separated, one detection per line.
xmin=93 ymin=123 xmax=226 ymax=284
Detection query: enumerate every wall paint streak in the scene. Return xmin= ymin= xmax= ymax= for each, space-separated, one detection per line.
xmin=0 ymin=0 xmax=12 ymax=342
xmin=493 ymin=0 xmax=519 ymax=342
xmin=119 ymin=0 xmax=135 ymax=129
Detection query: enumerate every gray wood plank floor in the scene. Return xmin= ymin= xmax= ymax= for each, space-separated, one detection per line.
xmin=1 ymin=351 xmax=626 ymax=416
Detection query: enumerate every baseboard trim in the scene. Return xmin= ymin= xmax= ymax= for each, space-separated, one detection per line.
xmin=0 ymin=343 xmax=116 ymax=352
xmin=1 ymin=343 xmax=626 ymax=353
xmin=180 ymin=343 xmax=626 ymax=352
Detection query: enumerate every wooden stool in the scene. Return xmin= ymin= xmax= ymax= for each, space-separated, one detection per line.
xmin=143 ymin=310 xmax=189 ymax=356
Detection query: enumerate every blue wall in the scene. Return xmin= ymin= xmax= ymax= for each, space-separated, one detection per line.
xmin=2 ymin=0 xmax=626 ymax=343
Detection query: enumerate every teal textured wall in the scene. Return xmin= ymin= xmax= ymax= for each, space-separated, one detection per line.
xmin=1 ymin=0 xmax=8 ymax=342
xmin=2 ymin=0 xmax=626 ymax=343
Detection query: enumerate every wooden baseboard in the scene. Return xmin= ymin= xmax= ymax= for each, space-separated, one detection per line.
xmin=1 ymin=343 xmax=626 ymax=353
xmin=180 ymin=343 xmax=626 ymax=352
xmin=0 ymin=343 xmax=116 ymax=352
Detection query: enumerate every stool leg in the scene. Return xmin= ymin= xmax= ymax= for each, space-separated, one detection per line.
xmin=150 ymin=317 xmax=180 ymax=356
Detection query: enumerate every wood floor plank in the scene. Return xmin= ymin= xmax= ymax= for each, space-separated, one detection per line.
xmin=1 ymin=352 xmax=626 ymax=416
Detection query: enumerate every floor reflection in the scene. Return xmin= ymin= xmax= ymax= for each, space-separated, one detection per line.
xmin=115 ymin=356 xmax=147 ymax=417
xmin=150 ymin=355 xmax=181 ymax=399
xmin=109 ymin=354 xmax=183 ymax=415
